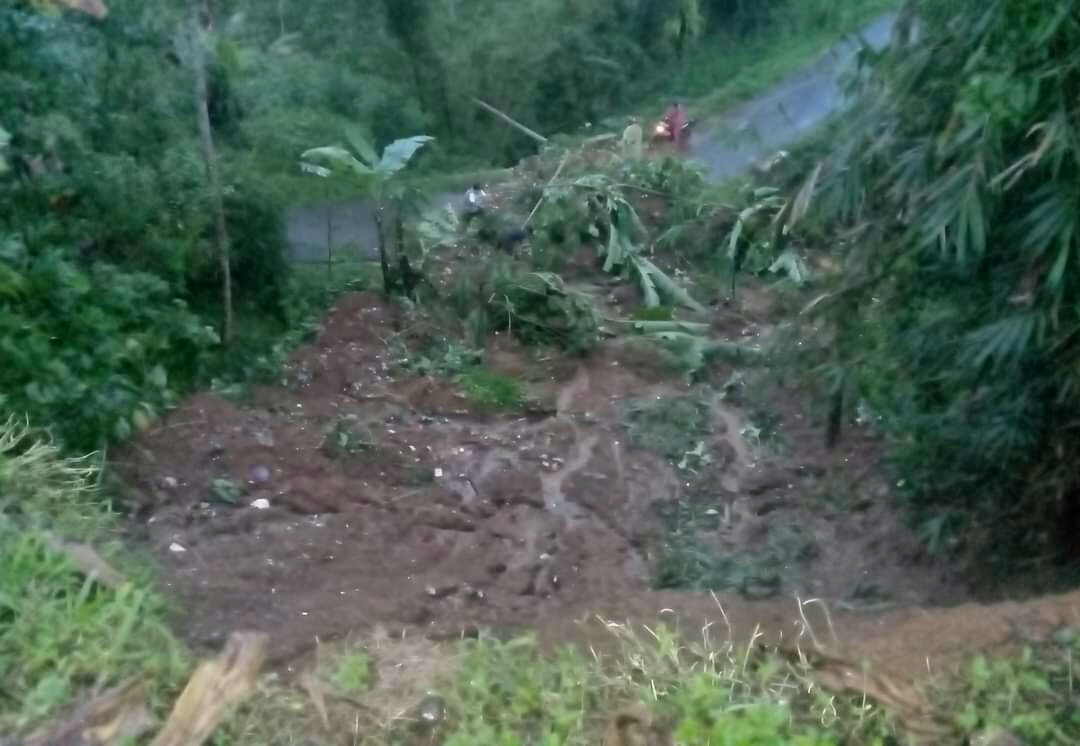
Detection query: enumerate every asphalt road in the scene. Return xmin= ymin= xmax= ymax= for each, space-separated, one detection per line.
xmin=686 ymin=12 xmax=896 ymax=180
xmin=285 ymin=13 xmax=898 ymax=263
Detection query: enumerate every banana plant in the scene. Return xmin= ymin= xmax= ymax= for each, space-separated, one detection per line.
xmin=544 ymin=174 xmax=705 ymax=312
xmin=301 ymin=128 xmax=433 ymax=291
xmin=726 ymin=164 xmax=821 ymax=296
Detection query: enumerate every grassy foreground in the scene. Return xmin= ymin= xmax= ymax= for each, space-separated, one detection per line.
xmin=2 ymin=420 xmax=1076 ymax=744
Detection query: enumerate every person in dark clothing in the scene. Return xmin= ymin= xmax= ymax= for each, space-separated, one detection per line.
xmin=496 ymin=225 xmax=532 ymax=253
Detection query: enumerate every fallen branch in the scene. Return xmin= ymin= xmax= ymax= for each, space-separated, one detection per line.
xmin=779 ymin=647 xmax=951 ymax=742
xmin=151 ymin=631 xmax=269 ymax=746
xmin=524 ymin=152 xmax=569 ymax=227
xmin=470 ymin=98 xmax=547 ymax=144
xmin=43 ymin=533 xmax=127 ymax=589
xmin=23 ymin=679 xmax=153 ymax=746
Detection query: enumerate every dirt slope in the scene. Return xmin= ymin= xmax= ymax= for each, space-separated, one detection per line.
xmin=112 ymin=289 xmax=1062 ymax=683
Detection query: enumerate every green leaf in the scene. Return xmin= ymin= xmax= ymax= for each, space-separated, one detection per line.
xmin=1048 ymin=236 xmax=1072 ymax=295
xmin=376 ymin=136 xmax=434 ymax=175
xmin=767 ymin=249 xmax=809 ymax=284
xmin=148 ymin=365 xmax=168 ymax=389
xmin=967 ymin=314 xmax=1039 ymax=370
xmin=603 ymin=226 xmax=622 ymax=273
xmin=343 ymin=125 xmax=379 ymax=167
xmin=636 ymin=257 xmax=706 ymax=313
xmin=787 ymin=162 xmax=822 ymax=228
xmin=628 ymin=320 xmax=709 ymax=334
xmin=728 ymin=207 xmax=755 ymax=259
xmin=300 ymin=145 xmax=374 ymax=179
xmin=636 ymin=261 xmax=661 ymax=308
xmin=299 ymin=162 xmax=332 ymax=178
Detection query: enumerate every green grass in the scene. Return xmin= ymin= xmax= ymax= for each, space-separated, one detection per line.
xmin=326 ymin=650 xmax=373 ymax=696
xmin=0 ymin=419 xmax=188 ymax=733
xmin=942 ymin=633 xmax=1080 ymax=742
xmin=214 ymin=622 xmax=895 ymax=746
xmin=621 ymin=393 xmax=713 ymax=464
xmin=633 ymin=306 xmax=676 ymax=322
xmin=398 ymin=339 xmax=524 ymax=411
xmin=457 ymin=368 xmax=524 ymax=410
xmin=212 ymin=613 xmax=1080 ymax=746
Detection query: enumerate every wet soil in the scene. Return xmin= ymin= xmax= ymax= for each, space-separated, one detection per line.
xmin=114 ymin=290 xmax=983 ymax=678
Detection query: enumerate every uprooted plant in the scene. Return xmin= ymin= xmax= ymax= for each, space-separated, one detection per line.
xmin=657 ymin=170 xmax=821 ymax=298
xmin=449 ymin=257 xmax=601 ymax=355
xmin=533 ymin=172 xmax=706 ymax=313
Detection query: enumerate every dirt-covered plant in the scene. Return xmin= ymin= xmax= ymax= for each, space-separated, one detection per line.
xmin=534 ymin=172 xmax=705 ymax=312
xmin=792 ymin=0 xmax=1080 ymax=568
xmin=449 ymin=258 xmax=600 ymax=355
xmin=656 ymin=167 xmax=819 ymax=297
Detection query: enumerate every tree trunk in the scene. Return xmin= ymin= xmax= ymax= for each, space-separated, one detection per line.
xmin=191 ymin=0 xmax=233 ymax=344
xmin=374 ymin=206 xmax=391 ymax=294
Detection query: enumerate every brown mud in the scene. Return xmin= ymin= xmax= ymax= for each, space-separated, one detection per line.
xmin=109 ymin=288 xmax=1080 ymax=685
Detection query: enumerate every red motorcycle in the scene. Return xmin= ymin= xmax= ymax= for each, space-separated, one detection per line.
xmin=651 ymin=117 xmax=695 ymax=144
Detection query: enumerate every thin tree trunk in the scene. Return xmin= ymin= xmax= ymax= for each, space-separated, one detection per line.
xmin=191 ymin=0 xmax=233 ymax=343
xmin=374 ymin=207 xmax=391 ymax=294
xmin=395 ymin=203 xmax=405 ymax=261
xmin=437 ymin=72 xmax=455 ymax=141
xmin=326 ymin=186 xmax=333 ymax=281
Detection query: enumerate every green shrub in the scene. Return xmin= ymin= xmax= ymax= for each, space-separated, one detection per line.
xmin=185 ymin=190 xmax=292 ymax=322
xmin=786 ymin=0 xmax=1080 ymax=566
xmin=0 ymin=420 xmax=187 ymax=731
xmin=0 ymin=246 xmax=219 ymax=451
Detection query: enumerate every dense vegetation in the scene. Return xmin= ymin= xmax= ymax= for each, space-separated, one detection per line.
xmin=780 ymin=0 xmax=1080 ymax=574
xmin=0 ymin=0 xmax=883 ymax=453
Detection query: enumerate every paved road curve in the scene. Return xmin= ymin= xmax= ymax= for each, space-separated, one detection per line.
xmin=285 ymin=13 xmax=898 ymax=263
xmin=686 ymin=13 xmax=896 ymax=180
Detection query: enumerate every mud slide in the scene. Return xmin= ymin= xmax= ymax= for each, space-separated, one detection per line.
xmin=285 ymin=14 xmax=897 ymax=263
xmin=115 ymin=289 xmax=1080 ymax=686
xmin=121 ymin=13 xmax=1080 ymax=686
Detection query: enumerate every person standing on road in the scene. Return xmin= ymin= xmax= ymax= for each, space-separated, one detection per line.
xmin=622 ymin=117 xmax=643 ymax=159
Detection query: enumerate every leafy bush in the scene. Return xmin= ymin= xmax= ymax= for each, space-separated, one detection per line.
xmin=791 ymin=0 xmax=1080 ymax=565
xmin=187 ymin=190 xmax=292 ymax=321
xmin=450 ymin=259 xmax=601 ymax=354
xmin=0 ymin=244 xmax=219 ymax=451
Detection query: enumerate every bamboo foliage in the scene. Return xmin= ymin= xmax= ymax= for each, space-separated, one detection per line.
xmin=801 ymin=0 xmax=1080 ymax=558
